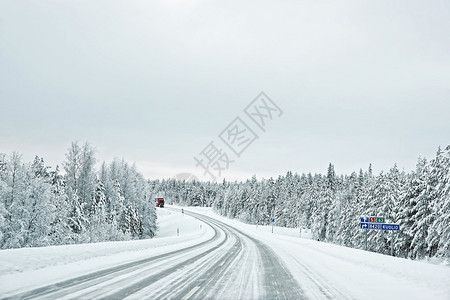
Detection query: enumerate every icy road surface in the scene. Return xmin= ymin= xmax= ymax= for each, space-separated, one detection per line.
xmin=1 ymin=206 xmax=449 ymax=299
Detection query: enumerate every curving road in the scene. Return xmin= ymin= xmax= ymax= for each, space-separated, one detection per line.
xmin=4 ymin=209 xmax=305 ymax=300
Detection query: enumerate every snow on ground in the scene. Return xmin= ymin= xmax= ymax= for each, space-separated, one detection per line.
xmin=1 ymin=206 xmax=449 ymax=299
xmin=0 ymin=208 xmax=211 ymax=295
xmin=183 ymin=206 xmax=450 ymax=300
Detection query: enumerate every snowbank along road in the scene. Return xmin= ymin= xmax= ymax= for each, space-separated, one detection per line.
xmin=1 ymin=208 xmax=305 ymax=299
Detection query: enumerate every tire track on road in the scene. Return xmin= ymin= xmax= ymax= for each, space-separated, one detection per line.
xmin=181 ymin=211 xmax=306 ymax=300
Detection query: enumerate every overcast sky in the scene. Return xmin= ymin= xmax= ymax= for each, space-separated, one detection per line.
xmin=1 ymin=0 xmax=449 ymax=182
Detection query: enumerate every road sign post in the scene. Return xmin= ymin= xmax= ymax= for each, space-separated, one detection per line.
xmin=365 ymin=228 xmax=367 ymax=250
xmin=360 ymin=216 xmax=400 ymax=256
xmin=391 ymin=231 xmax=394 ymax=256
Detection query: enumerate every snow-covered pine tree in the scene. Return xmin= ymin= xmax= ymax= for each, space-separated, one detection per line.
xmin=402 ymin=157 xmax=428 ymax=258
xmin=334 ymin=171 xmax=358 ymax=247
xmin=425 ymin=147 xmax=446 ymax=257
xmin=0 ymin=153 xmax=29 ymax=248
xmin=435 ymin=145 xmax=450 ymax=258
xmin=0 ymin=154 xmax=56 ymax=248
xmin=48 ymin=165 xmax=72 ymax=245
xmin=325 ymin=163 xmax=339 ymax=242
xmin=427 ymin=146 xmax=450 ymax=258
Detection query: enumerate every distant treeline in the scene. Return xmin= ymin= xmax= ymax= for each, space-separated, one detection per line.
xmin=153 ymin=146 xmax=449 ymax=259
xmin=0 ymin=142 xmax=157 ymax=249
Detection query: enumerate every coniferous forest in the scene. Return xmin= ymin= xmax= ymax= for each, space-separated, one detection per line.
xmin=0 ymin=142 xmax=157 ymax=249
xmin=1 ymin=144 xmax=448 ymax=261
xmin=154 ymin=145 xmax=449 ymax=260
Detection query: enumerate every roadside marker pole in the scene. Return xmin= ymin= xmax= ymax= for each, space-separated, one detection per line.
xmin=271 ymin=212 xmax=274 ymax=234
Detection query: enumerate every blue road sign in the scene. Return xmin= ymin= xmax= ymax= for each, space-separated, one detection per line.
xmin=360 ymin=222 xmax=400 ymax=231
xmin=382 ymin=224 xmax=400 ymax=231
xmin=360 ymin=216 xmax=385 ymax=223
xmin=271 ymin=218 xmax=275 ymax=223
xmin=369 ymin=223 xmax=382 ymax=230
xmin=360 ymin=223 xmax=382 ymax=230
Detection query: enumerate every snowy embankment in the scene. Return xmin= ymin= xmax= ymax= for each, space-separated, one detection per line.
xmin=184 ymin=206 xmax=450 ymax=300
xmin=0 ymin=209 xmax=211 ymax=295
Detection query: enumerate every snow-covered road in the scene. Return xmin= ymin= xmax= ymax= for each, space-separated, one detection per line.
xmin=1 ymin=206 xmax=449 ymax=299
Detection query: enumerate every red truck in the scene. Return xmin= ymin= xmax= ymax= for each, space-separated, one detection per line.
xmin=155 ymin=197 xmax=165 ymax=208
